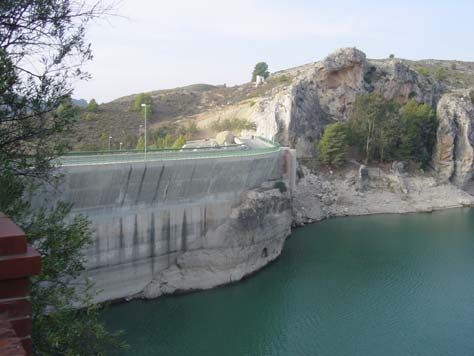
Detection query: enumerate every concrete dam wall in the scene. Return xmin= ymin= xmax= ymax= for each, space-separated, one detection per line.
xmin=39 ymin=150 xmax=295 ymax=302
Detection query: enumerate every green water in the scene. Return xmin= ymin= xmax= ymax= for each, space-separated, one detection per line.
xmin=104 ymin=209 xmax=474 ymax=356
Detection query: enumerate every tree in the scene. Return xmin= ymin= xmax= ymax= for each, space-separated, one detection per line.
xmin=252 ymin=62 xmax=270 ymax=82
xmin=397 ymin=100 xmax=437 ymax=166
xmin=350 ymin=93 xmax=400 ymax=163
xmin=87 ymin=98 xmax=99 ymax=112
xmin=0 ymin=1 xmax=125 ymax=354
xmin=132 ymin=92 xmax=153 ymax=115
xmin=317 ymin=123 xmax=349 ymax=166
xmin=389 ymin=54 xmax=395 ymax=59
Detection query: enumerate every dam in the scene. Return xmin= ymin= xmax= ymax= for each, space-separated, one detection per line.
xmin=36 ymin=140 xmax=297 ymax=302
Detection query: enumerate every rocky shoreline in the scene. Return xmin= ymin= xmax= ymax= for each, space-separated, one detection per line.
xmin=293 ymin=163 xmax=474 ymax=227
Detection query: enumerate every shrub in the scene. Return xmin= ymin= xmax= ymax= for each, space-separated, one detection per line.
xmin=435 ymin=67 xmax=449 ymax=81
xmin=83 ymin=112 xmax=94 ymax=121
xmin=86 ymin=98 xmax=99 ymax=112
xmin=350 ymin=93 xmax=400 ymax=163
xmin=317 ymin=122 xmax=350 ymax=166
xmin=172 ymin=135 xmax=186 ymax=149
xmin=348 ymin=94 xmax=437 ymax=166
xmin=417 ymin=67 xmax=430 ymax=76
xmin=397 ymin=100 xmax=437 ymax=166
xmin=469 ymin=90 xmax=474 ymax=105
xmin=132 ymin=93 xmax=153 ymax=113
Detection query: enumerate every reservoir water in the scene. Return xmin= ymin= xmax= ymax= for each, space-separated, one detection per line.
xmin=104 ymin=208 xmax=474 ymax=356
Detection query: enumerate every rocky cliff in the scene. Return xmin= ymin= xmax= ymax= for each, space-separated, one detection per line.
xmin=432 ymin=91 xmax=474 ymax=191
xmin=248 ymin=48 xmax=443 ymax=158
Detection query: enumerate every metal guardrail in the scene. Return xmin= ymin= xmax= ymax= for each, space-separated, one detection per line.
xmin=58 ymin=137 xmax=280 ymax=166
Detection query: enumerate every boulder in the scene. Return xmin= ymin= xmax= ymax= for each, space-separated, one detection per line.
xmin=215 ymin=131 xmax=235 ymax=145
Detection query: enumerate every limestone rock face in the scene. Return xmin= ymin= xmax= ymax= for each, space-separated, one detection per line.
xmin=316 ymin=47 xmax=367 ymax=119
xmin=433 ymin=91 xmax=474 ymax=188
xmin=369 ymin=60 xmax=441 ymax=107
xmin=248 ymin=47 xmax=443 ymax=157
xmin=142 ymin=187 xmax=292 ymax=299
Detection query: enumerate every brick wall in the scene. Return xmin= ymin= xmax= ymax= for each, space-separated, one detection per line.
xmin=0 ymin=214 xmax=41 ymax=355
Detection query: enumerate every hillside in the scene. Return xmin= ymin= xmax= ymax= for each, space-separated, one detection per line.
xmin=68 ymin=49 xmax=474 ymax=152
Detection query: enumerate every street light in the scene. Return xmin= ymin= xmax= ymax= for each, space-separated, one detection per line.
xmin=141 ymin=103 xmax=148 ymax=154
xmin=119 ymin=142 xmax=123 ymax=151
xmin=108 ymin=136 xmax=112 ymax=151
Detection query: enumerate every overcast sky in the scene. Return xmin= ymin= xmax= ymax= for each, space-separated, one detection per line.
xmin=74 ymin=0 xmax=474 ymax=103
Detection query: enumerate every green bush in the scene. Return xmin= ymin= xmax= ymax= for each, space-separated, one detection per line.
xmin=132 ymin=93 xmax=153 ymax=114
xmin=435 ymin=67 xmax=449 ymax=81
xmin=350 ymin=93 xmax=400 ymax=163
xmin=417 ymin=67 xmax=430 ymax=76
xmin=86 ymin=98 xmax=99 ymax=112
xmin=172 ymin=134 xmax=186 ymax=149
xmin=317 ymin=122 xmax=349 ymax=166
xmin=469 ymin=90 xmax=474 ymax=105
xmin=397 ymin=100 xmax=437 ymax=166
xmin=348 ymin=94 xmax=437 ymax=166
xmin=83 ymin=112 xmax=94 ymax=121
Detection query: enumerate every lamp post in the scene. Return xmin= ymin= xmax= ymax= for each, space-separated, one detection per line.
xmin=141 ymin=103 xmax=148 ymax=154
xmin=119 ymin=142 xmax=123 ymax=151
xmin=108 ymin=136 xmax=112 ymax=151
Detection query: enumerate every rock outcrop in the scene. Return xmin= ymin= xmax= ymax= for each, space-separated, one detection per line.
xmin=142 ymin=187 xmax=292 ymax=298
xmin=249 ymin=48 xmax=443 ymax=157
xmin=293 ymin=165 xmax=474 ymax=226
xmin=433 ymin=91 xmax=474 ymax=189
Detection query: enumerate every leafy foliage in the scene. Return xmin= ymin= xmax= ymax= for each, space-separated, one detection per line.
xmin=172 ymin=134 xmax=186 ymax=149
xmin=132 ymin=93 xmax=153 ymax=115
xmin=317 ymin=123 xmax=349 ymax=166
xmin=0 ymin=173 xmax=126 ymax=355
xmin=350 ymin=93 xmax=400 ymax=163
xmin=252 ymin=62 xmax=270 ymax=82
xmin=347 ymin=94 xmax=437 ymax=166
xmin=397 ymin=100 xmax=437 ymax=165
xmin=0 ymin=1 xmax=126 ymax=354
xmin=470 ymin=90 xmax=474 ymax=105
xmin=87 ymin=98 xmax=99 ymax=112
